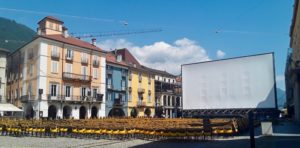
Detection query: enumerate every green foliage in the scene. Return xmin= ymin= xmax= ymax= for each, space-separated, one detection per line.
xmin=0 ymin=17 xmax=35 ymax=52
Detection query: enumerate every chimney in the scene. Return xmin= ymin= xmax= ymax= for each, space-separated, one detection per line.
xmin=91 ymin=38 xmax=96 ymax=45
xmin=62 ymin=27 xmax=69 ymax=38
xmin=37 ymin=27 xmax=42 ymax=35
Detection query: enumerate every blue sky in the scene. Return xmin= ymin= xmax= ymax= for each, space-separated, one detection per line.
xmin=0 ymin=0 xmax=294 ymax=90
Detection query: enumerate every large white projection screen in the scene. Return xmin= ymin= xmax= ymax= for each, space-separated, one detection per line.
xmin=182 ymin=53 xmax=276 ymax=110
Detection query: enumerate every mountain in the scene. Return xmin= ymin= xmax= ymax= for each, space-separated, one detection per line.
xmin=0 ymin=17 xmax=36 ymax=52
xmin=277 ymin=88 xmax=286 ymax=109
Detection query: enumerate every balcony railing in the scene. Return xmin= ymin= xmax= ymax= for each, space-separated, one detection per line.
xmin=114 ymin=99 xmax=125 ymax=106
xmin=107 ymin=69 xmax=113 ymax=74
xmin=138 ymin=88 xmax=145 ymax=93
xmin=121 ymin=86 xmax=126 ymax=91
xmin=20 ymin=95 xmax=35 ymax=102
xmin=137 ymin=101 xmax=146 ymax=108
xmin=81 ymin=57 xmax=88 ymax=64
xmin=51 ymin=51 xmax=60 ymax=59
xmin=62 ymin=72 xmax=92 ymax=82
xmin=47 ymin=94 xmax=103 ymax=102
xmin=65 ymin=54 xmax=73 ymax=61
xmin=107 ymin=84 xmax=113 ymax=89
xmin=93 ymin=60 xmax=99 ymax=67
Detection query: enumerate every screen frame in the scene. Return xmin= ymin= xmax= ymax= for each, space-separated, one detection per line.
xmin=181 ymin=52 xmax=278 ymax=110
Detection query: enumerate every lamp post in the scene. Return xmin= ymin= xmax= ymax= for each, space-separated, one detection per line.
xmin=38 ymin=89 xmax=43 ymax=119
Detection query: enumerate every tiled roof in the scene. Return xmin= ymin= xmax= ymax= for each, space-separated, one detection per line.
xmin=106 ymin=52 xmax=128 ymax=66
xmin=38 ymin=16 xmax=64 ymax=24
xmin=39 ymin=34 xmax=104 ymax=52
xmin=115 ymin=48 xmax=141 ymax=68
xmin=141 ymin=66 xmax=176 ymax=77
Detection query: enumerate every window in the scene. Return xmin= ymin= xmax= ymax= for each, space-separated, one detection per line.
xmin=66 ymin=49 xmax=73 ymax=59
xmin=138 ymin=72 xmax=142 ymax=82
xmin=128 ymin=92 xmax=132 ymax=101
xmin=93 ymin=88 xmax=97 ymax=98
xmin=81 ymin=87 xmax=87 ymax=97
xmin=148 ymin=95 xmax=151 ymax=103
xmin=51 ymin=84 xmax=57 ymax=96
xmin=49 ymin=22 xmax=53 ymax=29
xmin=116 ymin=54 xmax=122 ymax=62
xmin=128 ymin=70 xmax=132 ymax=80
xmin=51 ymin=61 xmax=58 ymax=73
xmin=15 ymin=89 xmax=18 ymax=99
xmin=55 ymin=24 xmax=59 ymax=30
xmin=81 ymin=52 xmax=88 ymax=63
xmin=82 ymin=66 xmax=87 ymax=75
xmin=65 ymin=86 xmax=71 ymax=97
xmin=121 ymin=77 xmax=126 ymax=90
xmin=52 ymin=45 xmax=59 ymax=55
xmin=28 ymin=83 xmax=32 ymax=96
xmin=121 ymin=94 xmax=125 ymax=102
xmin=66 ymin=63 xmax=72 ymax=73
xmin=107 ymin=92 xmax=112 ymax=101
xmin=115 ymin=93 xmax=119 ymax=100
xmin=93 ymin=68 xmax=98 ymax=79
xmin=107 ymin=75 xmax=112 ymax=88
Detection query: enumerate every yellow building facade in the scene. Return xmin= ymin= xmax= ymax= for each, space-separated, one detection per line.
xmin=127 ymin=68 xmax=155 ymax=117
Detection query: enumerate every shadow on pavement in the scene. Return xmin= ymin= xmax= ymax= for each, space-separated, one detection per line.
xmin=130 ymin=136 xmax=300 ymax=148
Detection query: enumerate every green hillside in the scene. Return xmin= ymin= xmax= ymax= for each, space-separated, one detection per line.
xmin=0 ymin=17 xmax=35 ymax=52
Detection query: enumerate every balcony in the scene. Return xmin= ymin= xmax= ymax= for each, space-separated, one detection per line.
xmin=47 ymin=95 xmax=62 ymax=101
xmin=114 ymin=99 xmax=124 ymax=106
xmin=137 ymin=101 xmax=146 ymax=108
xmin=65 ymin=54 xmax=73 ymax=61
xmin=138 ymin=88 xmax=145 ymax=93
xmin=20 ymin=95 xmax=35 ymax=102
xmin=93 ymin=60 xmax=99 ymax=67
xmin=47 ymin=95 xmax=103 ymax=103
xmin=107 ymin=69 xmax=113 ymax=74
xmin=62 ymin=72 xmax=92 ymax=82
xmin=51 ymin=51 xmax=60 ymax=59
xmin=81 ymin=57 xmax=88 ymax=64
xmin=107 ymin=84 xmax=113 ymax=89
xmin=121 ymin=86 xmax=126 ymax=91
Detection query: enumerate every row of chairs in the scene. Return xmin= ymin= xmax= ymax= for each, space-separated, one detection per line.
xmin=0 ymin=118 xmax=242 ymax=140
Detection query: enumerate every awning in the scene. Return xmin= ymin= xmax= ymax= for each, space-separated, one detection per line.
xmin=0 ymin=103 xmax=23 ymax=112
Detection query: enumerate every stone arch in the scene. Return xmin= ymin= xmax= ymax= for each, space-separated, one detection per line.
xmin=48 ymin=105 xmax=57 ymax=119
xmin=144 ymin=107 xmax=151 ymax=117
xmin=130 ymin=108 xmax=138 ymax=118
xmin=25 ymin=105 xmax=34 ymax=119
xmin=79 ymin=106 xmax=87 ymax=119
xmin=63 ymin=105 xmax=72 ymax=119
xmin=108 ymin=108 xmax=125 ymax=117
xmin=91 ymin=106 xmax=98 ymax=118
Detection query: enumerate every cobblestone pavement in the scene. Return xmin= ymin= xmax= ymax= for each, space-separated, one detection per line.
xmin=0 ymin=136 xmax=152 ymax=148
xmin=1 ymin=136 xmax=300 ymax=148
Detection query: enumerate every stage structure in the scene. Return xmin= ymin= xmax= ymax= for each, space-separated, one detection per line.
xmin=181 ymin=53 xmax=278 ymax=118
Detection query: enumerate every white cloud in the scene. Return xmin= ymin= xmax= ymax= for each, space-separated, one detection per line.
xmin=97 ymin=38 xmax=210 ymax=75
xmin=216 ymin=50 xmax=226 ymax=58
